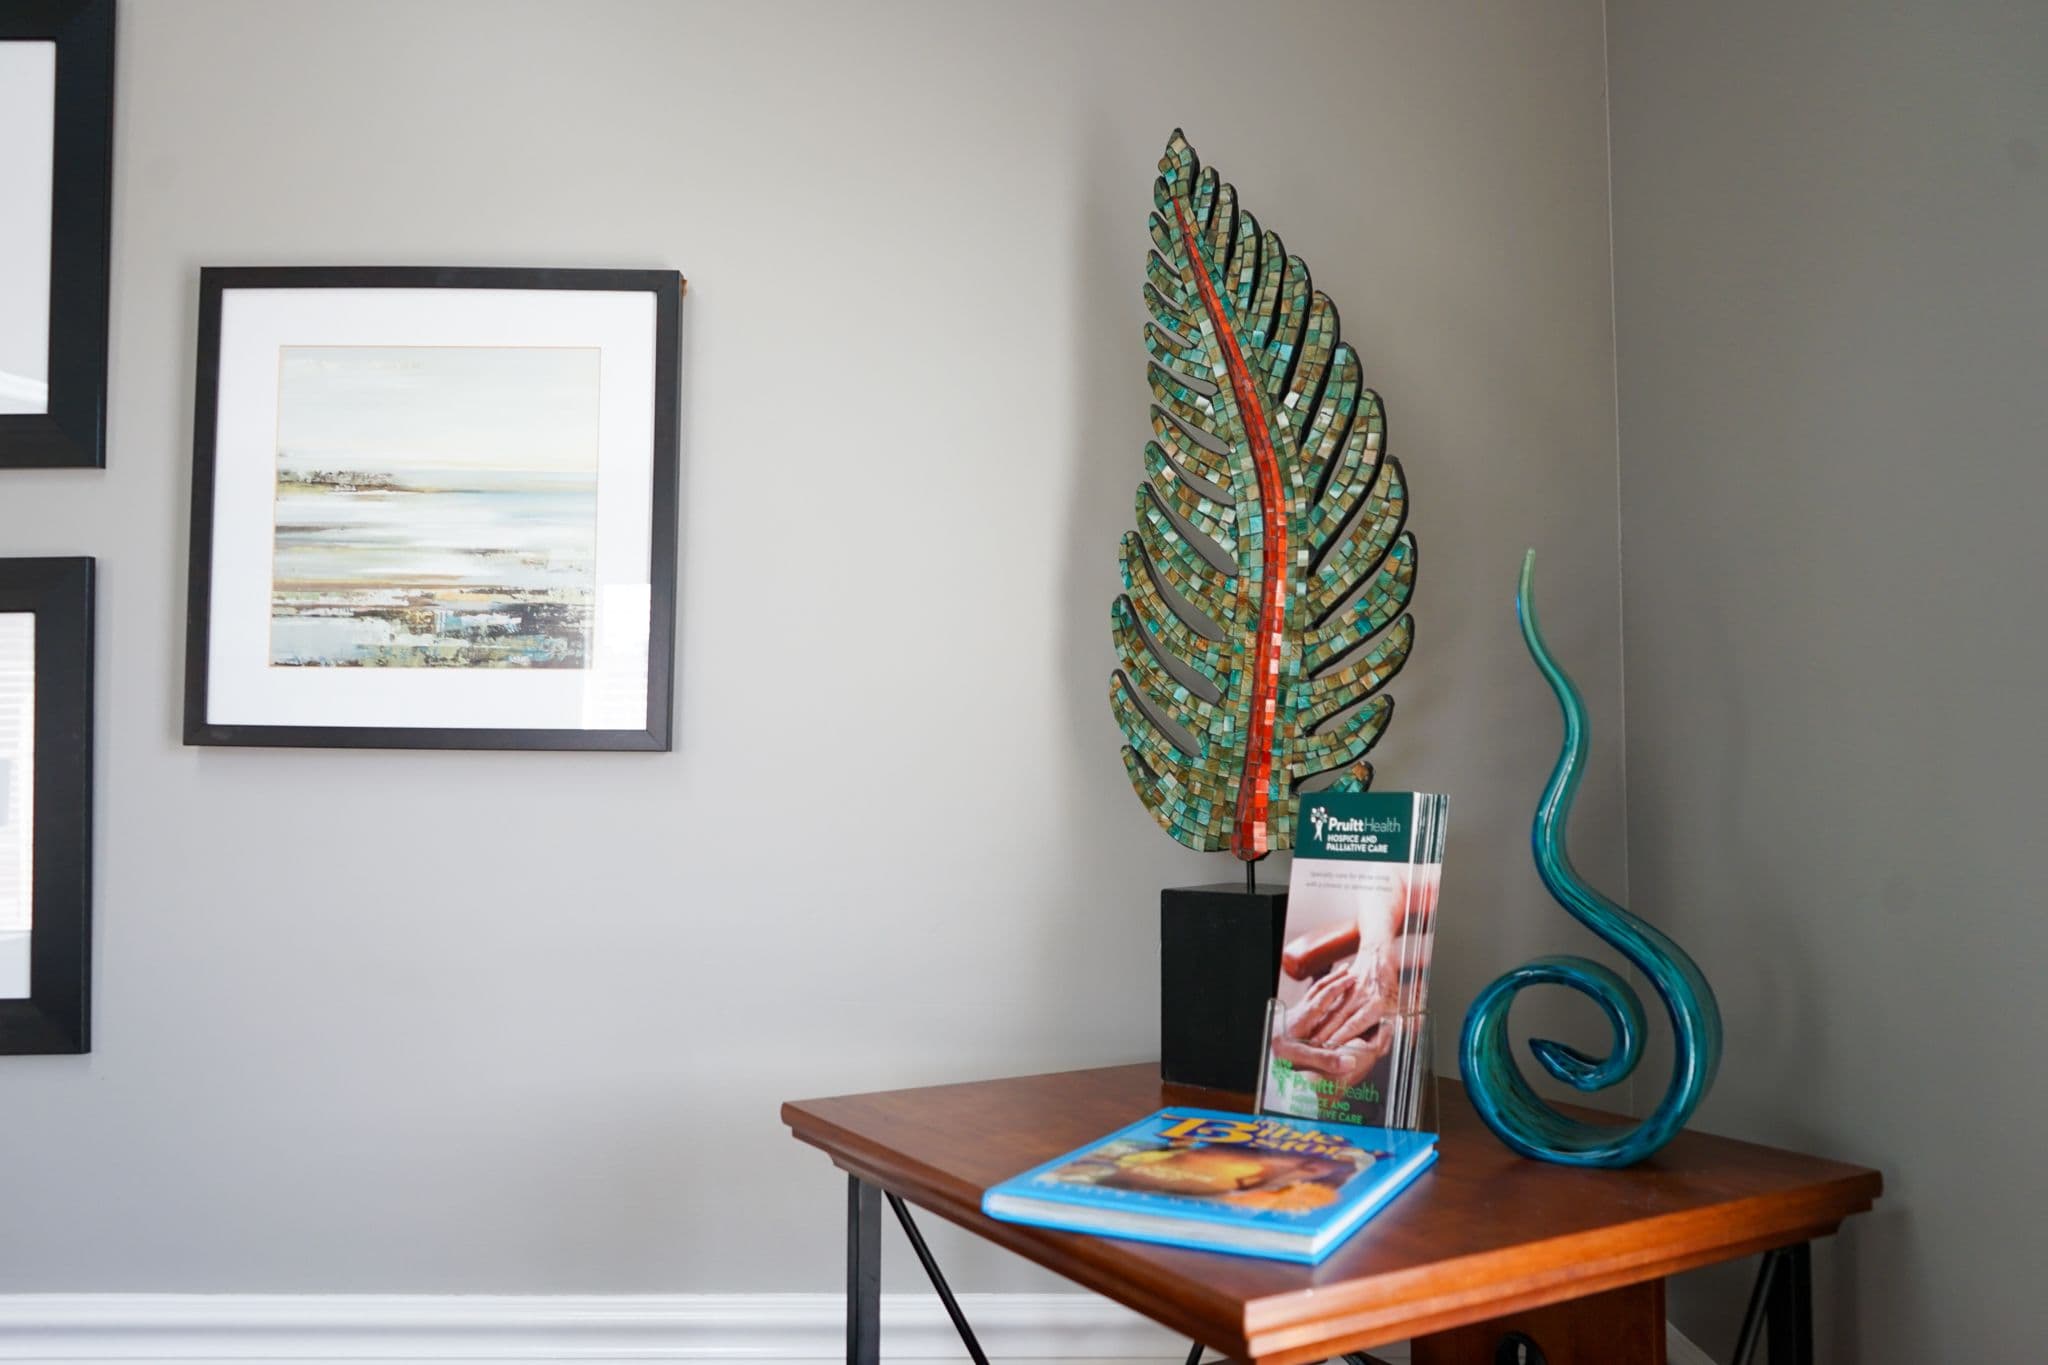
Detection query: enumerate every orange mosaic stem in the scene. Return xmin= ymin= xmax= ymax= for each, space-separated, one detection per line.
xmin=1173 ymin=201 xmax=1288 ymax=862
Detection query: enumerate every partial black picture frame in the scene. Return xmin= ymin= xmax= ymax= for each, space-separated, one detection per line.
xmin=184 ymin=266 xmax=682 ymax=752
xmin=0 ymin=558 xmax=94 ymax=1055
xmin=0 ymin=0 xmax=116 ymax=470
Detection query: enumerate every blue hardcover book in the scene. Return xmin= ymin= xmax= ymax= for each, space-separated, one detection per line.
xmin=981 ymin=1107 xmax=1437 ymax=1264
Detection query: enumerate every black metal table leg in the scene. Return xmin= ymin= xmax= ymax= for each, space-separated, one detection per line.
xmin=845 ymin=1181 xmax=993 ymax=1365
xmin=887 ymin=1192 xmax=991 ymax=1365
xmin=1730 ymin=1247 xmax=1778 ymax=1365
xmin=1731 ymin=1241 xmax=1814 ymax=1365
xmin=848 ymin=1175 xmax=881 ymax=1365
xmin=1767 ymin=1242 xmax=1814 ymax=1365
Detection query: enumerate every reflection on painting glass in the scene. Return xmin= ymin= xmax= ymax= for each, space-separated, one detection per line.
xmin=0 ymin=41 xmax=58 ymax=415
xmin=0 ymin=613 xmax=33 ymax=997
xmin=270 ymin=346 xmax=602 ymax=669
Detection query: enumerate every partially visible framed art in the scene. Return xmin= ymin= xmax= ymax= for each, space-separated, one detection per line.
xmin=0 ymin=557 xmax=94 ymax=1055
xmin=184 ymin=267 xmax=683 ymax=750
xmin=0 ymin=0 xmax=116 ymax=469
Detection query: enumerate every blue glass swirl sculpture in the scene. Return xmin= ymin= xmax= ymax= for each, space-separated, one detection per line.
xmin=1458 ymin=550 xmax=1722 ymax=1167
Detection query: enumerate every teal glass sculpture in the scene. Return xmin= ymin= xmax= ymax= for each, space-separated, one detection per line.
xmin=1458 ymin=551 xmax=1722 ymax=1167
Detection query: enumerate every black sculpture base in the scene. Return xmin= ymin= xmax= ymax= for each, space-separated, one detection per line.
xmin=1160 ymin=883 xmax=1287 ymax=1093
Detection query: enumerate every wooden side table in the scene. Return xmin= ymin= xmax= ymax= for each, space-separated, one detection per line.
xmin=783 ymin=1064 xmax=1879 ymax=1365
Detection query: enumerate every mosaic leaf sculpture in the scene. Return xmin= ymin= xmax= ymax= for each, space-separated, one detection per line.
xmin=1111 ymin=131 xmax=1416 ymax=860
xmin=1459 ymin=551 xmax=1723 ymax=1167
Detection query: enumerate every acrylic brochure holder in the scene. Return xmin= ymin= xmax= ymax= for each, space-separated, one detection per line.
xmin=1257 ymin=997 xmax=1440 ymax=1135
xmin=1258 ymin=791 xmax=1448 ymax=1138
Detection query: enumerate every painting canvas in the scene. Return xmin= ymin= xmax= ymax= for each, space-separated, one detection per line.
xmin=270 ymin=346 xmax=601 ymax=671
xmin=0 ymin=0 xmax=115 ymax=468
xmin=0 ymin=41 xmax=56 ymax=416
xmin=0 ymin=613 xmax=31 ymax=998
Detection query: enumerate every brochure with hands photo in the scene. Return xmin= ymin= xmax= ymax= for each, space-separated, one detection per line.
xmin=1262 ymin=792 xmax=1448 ymax=1130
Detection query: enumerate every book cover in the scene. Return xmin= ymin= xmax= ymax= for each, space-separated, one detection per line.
xmin=981 ymin=1107 xmax=1437 ymax=1263
xmin=1262 ymin=792 xmax=1449 ymax=1129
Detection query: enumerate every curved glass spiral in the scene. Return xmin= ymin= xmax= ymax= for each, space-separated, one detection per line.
xmin=1458 ymin=550 xmax=1723 ymax=1167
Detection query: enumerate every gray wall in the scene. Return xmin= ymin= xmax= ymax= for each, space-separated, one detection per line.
xmin=1608 ymin=0 xmax=2048 ymax=1358
xmin=0 ymin=0 xmax=1628 ymax=1293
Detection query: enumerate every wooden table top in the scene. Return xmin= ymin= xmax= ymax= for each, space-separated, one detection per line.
xmin=782 ymin=1064 xmax=1880 ymax=1365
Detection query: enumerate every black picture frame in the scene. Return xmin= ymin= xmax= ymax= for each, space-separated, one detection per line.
xmin=0 ymin=0 xmax=115 ymax=470
xmin=0 ymin=557 xmax=94 ymax=1055
xmin=184 ymin=267 xmax=682 ymax=751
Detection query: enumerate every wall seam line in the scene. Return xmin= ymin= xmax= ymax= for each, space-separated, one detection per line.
xmin=1598 ymin=0 xmax=1642 ymax=1122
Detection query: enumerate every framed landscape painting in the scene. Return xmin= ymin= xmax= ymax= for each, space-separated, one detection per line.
xmin=184 ymin=267 xmax=682 ymax=750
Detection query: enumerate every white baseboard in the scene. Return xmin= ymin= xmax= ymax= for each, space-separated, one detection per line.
xmin=1 ymin=1294 xmax=1173 ymax=1364
xmin=0 ymin=1292 xmax=1718 ymax=1363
